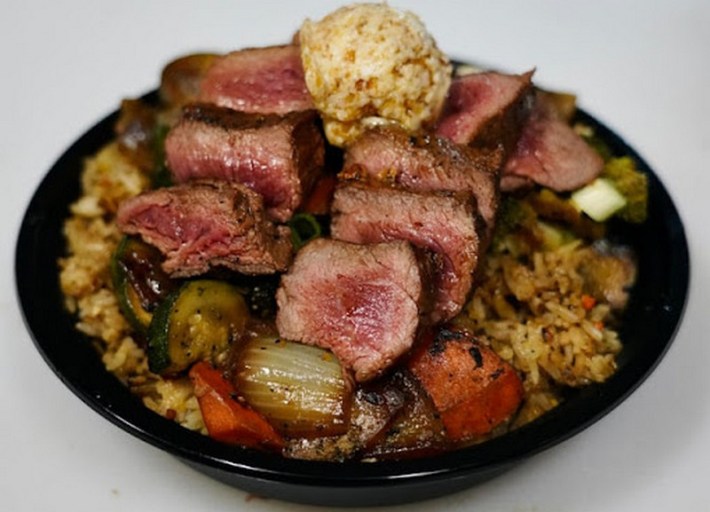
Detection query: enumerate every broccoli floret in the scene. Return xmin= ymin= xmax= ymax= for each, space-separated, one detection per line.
xmin=601 ymin=156 xmax=648 ymax=223
xmin=490 ymin=197 xmax=538 ymax=254
xmin=576 ymin=123 xmax=613 ymax=161
xmin=493 ymin=198 xmax=532 ymax=236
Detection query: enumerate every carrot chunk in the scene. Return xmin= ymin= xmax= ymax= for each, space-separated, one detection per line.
xmin=302 ymin=174 xmax=337 ymax=214
xmin=188 ymin=361 xmax=284 ymax=450
xmin=581 ymin=294 xmax=597 ymax=311
xmin=408 ymin=329 xmax=524 ymax=442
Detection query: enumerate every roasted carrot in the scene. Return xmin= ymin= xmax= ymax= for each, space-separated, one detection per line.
xmin=581 ymin=294 xmax=597 ymax=311
xmin=188 ymin=361 xmax=284 ymax=450
xmin=302 ymin=174 xmax=337 ymax=215
xmin=408 ymin=328 xmax=524 ymax=442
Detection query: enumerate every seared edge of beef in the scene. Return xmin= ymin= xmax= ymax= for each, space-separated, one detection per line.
xmin=116 ymin=180 xmax=293 ymax=277
xmin=436 ymin=70 xmax=534 ymax=157
xmin=165 ymin=104 xmax=325 ymax=222
xmin=331 ymin=182 xmax=481 ymax=323
xmin=341 ymin=126 xmax=500 ymax=237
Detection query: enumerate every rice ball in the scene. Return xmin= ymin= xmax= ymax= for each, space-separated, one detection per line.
xmin=299 ymin=3 xmax=452 ymax=147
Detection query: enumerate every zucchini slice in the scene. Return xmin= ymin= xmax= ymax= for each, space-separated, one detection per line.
xmin=110 ymin=236 xmax=175 ymax=333
xmin=147 ymin=280 xmax=249 ymax=375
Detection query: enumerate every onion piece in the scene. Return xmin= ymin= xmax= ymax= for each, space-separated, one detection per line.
xmin=235 ymin=336 xmax=351 ymax=437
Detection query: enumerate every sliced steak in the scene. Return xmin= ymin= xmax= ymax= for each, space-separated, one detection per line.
xmin=116 ymin=180 xmax=292 ymax=277
xmin=165 ymin=103 xmax=325 ymax=222
xmin=198 ymin=45 xmax=314 ymax=115
xmin=435 ymin=70 xmax=534 ymax=156
xmin=331 ymin=182 xmax=481 ymax=324
xmin=276 ymin=238 xmax=422 ymax=382
xmin=502 ymin=94 xmax=603 ymax=192
xmin=341 ymin=127 xmax=500 ymax=236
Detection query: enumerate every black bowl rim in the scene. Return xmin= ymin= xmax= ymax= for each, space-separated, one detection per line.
xmin=15 ymin=93 xmax=690 ymax=492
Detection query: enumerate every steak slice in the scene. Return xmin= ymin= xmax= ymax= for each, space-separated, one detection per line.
xmin=198 ymin=45 xmax=314 ymax=115
xmin=435 ymin=70 xmax=534 ymax=156
xmin=276 ymin=238 xmax=422 ymax=382
xmin=165 ymin=103 xmax=325 ymax=222
xmin=341 ymin=127 xmax=500 ymax=236
xmin=331 ymin=182 xmax=481 ymax=324
xmin=502 ymin=94 xmax=603 ymax=192
xmin=116 ymin=180 xmax=292 ymax=277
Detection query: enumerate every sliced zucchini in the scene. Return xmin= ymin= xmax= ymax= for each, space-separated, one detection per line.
xmin=147 ymin=280 xmax=249 ymax=375
xmin=123 ymin=281 xmax=153 ymax=329
xmin=110 ymin=236 xmax=176 ymax=333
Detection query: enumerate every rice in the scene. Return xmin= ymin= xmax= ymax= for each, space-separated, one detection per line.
xmin=299 ymin=3 xmax=451 ymax=146
xmin=454 ymin=238 xmax=624 ymax=425
xmin=58 ymin=141 xmax=206 ymax=433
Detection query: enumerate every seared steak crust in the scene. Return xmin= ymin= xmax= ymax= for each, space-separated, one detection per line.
xmin=165 ymin=103 xmax=324 ymax=222
xmin=436 ymin=70 xmax=534 ymax=157
xmin=116 ymin=180 xmax=292 ymax=277
xmin=341 ymin=126 xmax=500 ymax=236
xmin=331 ymin=182 xmax=481 ymax=323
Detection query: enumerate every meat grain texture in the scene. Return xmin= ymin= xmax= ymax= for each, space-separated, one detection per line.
xmin=276 ymin=238 xmax=422 ymax=382
xmin=199 ymin=45 xmax=314 ymax=115
xmin=116 ymin=180 xmax=293 ymax=276
xmin=331 ymin=182 xmax=481 ymax=324
xmin=165 ymin=104 xmax=324 ymax=221
xmin=341 ymin=126 xmax=500 ymax=235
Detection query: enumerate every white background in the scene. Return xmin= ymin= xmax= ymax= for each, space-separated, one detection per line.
xmin=2 ymin=1 xmax=709 ymax=510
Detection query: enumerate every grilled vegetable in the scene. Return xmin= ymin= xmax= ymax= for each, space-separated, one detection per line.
xmin=189 ymin=361 xmax=284 ymax=450
xmin=235 ymin=335 xmax=351 ymax=437
xmin=110 ymin=236 xmax=176 ymax=333
xmin=147 ymin=280 xmax=248 ymax=374
xmin=408 ymin=328 xmax=524 ymax=442
xmin=150 ymin=123 xmax=173 ymax=189
xmin=348 ymin=378 xmax=406 ymax=452
xmin=527 ymin=188 xmax=605 ymax=240
xmin=570 ymin=156 xmax=648 ymax=224
xmin=115 ymin=99 xmax=158 ymax=172
xmin=288 ymin=212 xmax=323 ymax=250
xmin=601 ymin=156 xmax=648 ymax=223
xmin=571 ymin=177 xmax=627 ymax=222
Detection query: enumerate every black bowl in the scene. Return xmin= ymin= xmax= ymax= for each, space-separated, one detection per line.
xmin=15 ymin=95 xmax=689 ymax=507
